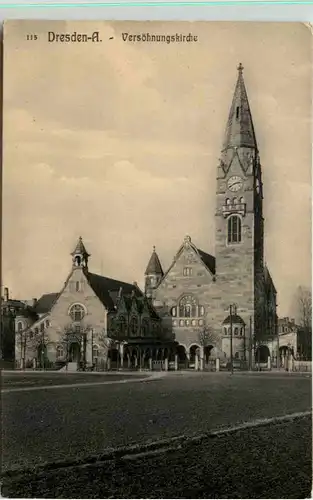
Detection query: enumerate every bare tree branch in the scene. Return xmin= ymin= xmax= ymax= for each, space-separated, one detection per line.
xmin=296 ymin=286 xmax=312 ymax=330
xmin=197 ymin=326 xmax=218 ymax=347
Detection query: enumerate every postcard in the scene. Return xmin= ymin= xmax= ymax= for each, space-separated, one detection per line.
xmin=1 ymin=20 xmax=312 ymax=499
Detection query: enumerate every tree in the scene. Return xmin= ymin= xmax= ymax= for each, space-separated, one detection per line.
xmin=197 ymin=326 xmax=218 ymax=362
xmin=295 ymin=286 xmax=312 ymax=360
xmin=98 ymin=329 xmax=119 ymax=369
xmin=296 ymin=286 xmax=312 ymax=330
xmin=198 ymin=326 xmax=217 ymax=348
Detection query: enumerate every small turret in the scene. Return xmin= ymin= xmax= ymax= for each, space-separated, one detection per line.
xmin=144 ymin=246 xmax=164 ymax=299
xmin=71 ymin=236 xmax=90 ymax=270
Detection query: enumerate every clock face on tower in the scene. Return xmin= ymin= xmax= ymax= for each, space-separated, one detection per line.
xmin=227 ymin=175 xmax=243 ymax=192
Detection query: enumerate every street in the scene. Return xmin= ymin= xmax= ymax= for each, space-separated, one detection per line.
xmin=1 ymin=371 xmax=312 ymax=498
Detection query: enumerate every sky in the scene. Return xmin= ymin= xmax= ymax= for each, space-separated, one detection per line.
xmin=2 ymin=20 xmax=312 ymax=318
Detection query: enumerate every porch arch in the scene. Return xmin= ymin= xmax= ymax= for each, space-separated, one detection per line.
xmin=255 ymin=345 xmax=270 ymax=363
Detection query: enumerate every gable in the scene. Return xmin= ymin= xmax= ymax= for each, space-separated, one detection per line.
xmin=156 ymin=237 xmax=215 ymax=291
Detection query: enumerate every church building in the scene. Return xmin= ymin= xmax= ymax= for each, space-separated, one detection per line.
xmin=144 ymin=63 xmax=277 ymax=365
xmin=14 ymin=64 xmax=277 ymax=370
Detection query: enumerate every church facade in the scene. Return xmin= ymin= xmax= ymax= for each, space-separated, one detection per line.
xmin=14 ymin=64 xmax=277 ymax=370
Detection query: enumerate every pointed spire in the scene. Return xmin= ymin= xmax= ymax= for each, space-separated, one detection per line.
xmin=71 ymin=236 xmax=90 ymax=257
xmin=145 ymin=246 xmax=164 ymax=276
xmin=71 ymin=236 xmax=90 ymax=269
xmin=222 ymin=63 xmax=258 ymax=152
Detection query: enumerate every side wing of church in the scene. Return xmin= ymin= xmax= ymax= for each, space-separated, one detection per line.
xmin=15 ymin=238 xmax=165 ymax=370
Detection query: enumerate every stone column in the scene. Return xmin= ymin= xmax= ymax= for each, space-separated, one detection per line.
xmin=195 ymin=356 xmax=199 ymax=371
xmin=119 ymin=343 xmax=124 ymax=370
xmin=164 ymin=358 xmax=169 ymax=371
xmin=267 ymin=356 xmax=271 ymax=370
xmin=216 ymin=358 xmax=220 ymax=372
xmin=174 ymin=354 xmax=178 ymax=371
xmin=107 ymin=358 xmax=111 ymax=371
xmin=149 ymin=358 xmax=152 ymax=371
xmin=200 ymin=346 xmax=204 ymax=371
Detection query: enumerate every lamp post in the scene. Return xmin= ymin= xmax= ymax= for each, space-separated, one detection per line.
xmin=243 ymin=325 xmax=246 ymax=362
xmin=91 ymin=328 xmax=94 ymax=367
xmin=249 ymin=316 xmax=253 ymax=371
xmin=229 ymin=304 xmax=237 ymax=375
xmin=41 ymin=328 xmax=45 ymax=371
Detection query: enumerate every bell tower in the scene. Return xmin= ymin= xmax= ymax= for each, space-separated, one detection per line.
xmin=71 ymin=236 xmax=90 ymax=271
xmin=215 ymin=64 xmax=265 ymax=336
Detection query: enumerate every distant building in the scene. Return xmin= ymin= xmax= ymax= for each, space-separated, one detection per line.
xmin=278 ymin=317 xmax=311 ymax=361
xmin=0 ymin=287 xmax=36 ymax=362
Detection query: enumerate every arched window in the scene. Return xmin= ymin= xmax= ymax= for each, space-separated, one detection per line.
xmin=56 ymin=345 xmax=64 ymax=359
xmin=233 ymin=197 xmax=238 ymax=205
xmin=179 ymin=295 xmax=197 ymax=318
xmin=236 ymin=106 xmax=240 ymax=120
xmin=40 ymin=323 xmax=44 ymax=332
xmin=234 ymin=327 xmax=239 ymax=336
xmin=240 ymin=327 xmax=244 ymax=336
xmin=17 ymin=321 xmax=23 ymax=332
xmin=69 ymin=304 xmax=85 ymax=322
xmin=225 ymin=198 xmax=231 ymax=205
xmin=234 ymin=352 xmax=240 ymax=359
xmin=35 ymin=327 xmax=39 ymax=335
xmin=239 ymin=197 xmax=244 ymax=204
xmin=141 ymin=318 xmax=149 ymax=336
xmin=224 ymin=327 xmax=228 ymax=336
xmin=76 ymin=281 xmax=80 ymax=292
xmin=46 ymin=320 xmax=50 ymax=328
xmin=170 ymin=307 xmax=177 ymax=317
xmin=227 ymin=215 xmax=242 ymax=244
xmin=130 ymin=316 xmax=138 ymax=336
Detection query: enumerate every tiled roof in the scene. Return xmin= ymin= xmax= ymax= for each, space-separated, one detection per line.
xmin=1 ymin=299 xmax=26 ymax=309
xmin=222 ymin=314 xmax=246 ymax=325
xmin=34 ymin=293 xmax=59 ymax=314
xmin=145 ymin=247 xmax=164 ymax=275
xmin=86 ymin=272 xmax=142 ymax=310
xmin=197 ymin=248 xmax=216 ymax=275
xmin=115 ymin=293 xmax=160 ymax=319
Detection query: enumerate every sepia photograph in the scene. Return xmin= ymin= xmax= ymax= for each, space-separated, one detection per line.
xmin=1 ymin=19 xmax=312 ymax=498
